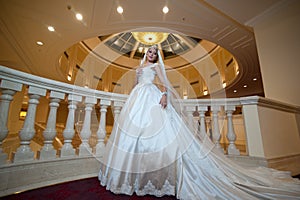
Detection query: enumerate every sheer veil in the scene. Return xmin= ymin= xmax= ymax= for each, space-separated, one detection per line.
xmin=140 ymin=45 xmax=216 ymax=158
xmin=149 ymin=46 xmax=300 ymax=195
xmin=100 ymin=45 xmax=300 ymax=199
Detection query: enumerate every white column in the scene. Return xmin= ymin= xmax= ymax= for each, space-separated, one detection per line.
xmin=198 ymin=106 xmax=208 ymax=140
xmin=226 ymin=105 xmax=240 ymax=155
xmin=205 ymin=117 xmax=212 ymax=140
xmin=60 ymin=94 xmax=82 ymax=157
xmin=40 ymin=91 xmax=65 ymax=160
xmin=95 ymin=99 xmax=111 ymax=156
xmin=78 ymin=96 xmax=97 ymax=156
xmin=211 ymin=105 xmax=223 ymax=152
xmin=0 ymin=90 xmax=15 ymax=141
xmin=185 ymin=105 xmax=196 ymax=133
xmin=0 ymin=80 xmax=22 ymax=164
xmin=0 ymin=90 xmax=15 ymax=164
xmin=112 ymin=101 xmax=124 ymax=121
xmin=14 ymin=86 xmax=46 ymax=163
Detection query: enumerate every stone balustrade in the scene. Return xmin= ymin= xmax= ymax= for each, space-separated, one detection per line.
xmin=0 ymin=65 xmax=299 ymax=197
xmin=0 ymin=65 xmax=247 ymax=162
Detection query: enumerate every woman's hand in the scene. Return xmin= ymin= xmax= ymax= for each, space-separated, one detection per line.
xmin=159 ymin=94 xmax=167 ymax=109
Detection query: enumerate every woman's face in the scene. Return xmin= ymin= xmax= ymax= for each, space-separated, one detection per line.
xmin=146 ymin=47 xmax=158 ymax=63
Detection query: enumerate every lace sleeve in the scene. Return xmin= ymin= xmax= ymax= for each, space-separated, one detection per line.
xmin=134 ymin=67 xmax=142 ymax=86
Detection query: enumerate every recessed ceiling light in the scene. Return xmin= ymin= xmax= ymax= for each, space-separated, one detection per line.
xmin=76 ymin=13 xmax=83 ymax=21
xmin=117 ymin=6 xmax=123 ymax=14
xmin=253 ymin=78 xmax=257 ymax=81
xmin=36 ymin=41 xmax=43 ymax=46
xmin=243 ymin=85 xmax=247 ymax=88
xmin=48 ymin=26 xmax=55 ymax=32
xmin=162 ymin=6 xmax=169 ymax=14
xmin=233 ymin=90 xmax=237 ymax=93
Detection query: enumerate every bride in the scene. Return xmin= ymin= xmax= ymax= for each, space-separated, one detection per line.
xmin=98 ymin=45 xmax=300 ymax=199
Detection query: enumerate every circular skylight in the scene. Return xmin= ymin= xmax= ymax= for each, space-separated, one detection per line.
xmin=103 ymin=32 xmax=201 ymax=60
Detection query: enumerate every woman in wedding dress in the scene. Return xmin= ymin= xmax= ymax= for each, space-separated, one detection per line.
xmin=98 ymin=45 xmax=300 ymax=199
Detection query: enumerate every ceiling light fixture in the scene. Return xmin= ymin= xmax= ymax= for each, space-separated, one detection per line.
xmin=243 ymin=85 xmax=247 ymax=88
xmin=144 ymin=47 xmax=149 ymax=53
xmin=162 ymin=6 xmax=169 ymax=14
xmin=203 ymin=90 xmax=208 ymax=96
xmin=222 ymin=82 xmax=226 ymax=88
xmin=253 ymin=78 xmax=257 ymax=81
xmin=36 ymin=41 xmax=43 ymax=46
xmin=76 ymin=13 xmax=83 ymax=21
xmin=117 ymin=6 xmax=123 ymax=14
xmin=48 ymin=26 xmax=55 ymax=32
xmin=138 ymin=47 xmax=143 ymax=52
xmin=67 ymin=74 xmax=72 ymax=81
xmin=132 ymin=32 xmax=169 ymax=45
xmin=233 ymin=90 xmax=237 ymax=93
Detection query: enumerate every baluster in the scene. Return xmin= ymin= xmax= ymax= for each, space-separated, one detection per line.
xmin=14 ymin=86 xmax=46 ymax=162
xmin=60 ymin=95 xmax=82 ymax=157
xmin=0 ymin=90 xmax=15 ymax=164
xmin=226 ymin=105 xmax=240 ymax=155
xmin=205 ymin=117 xmax=212 ymax=140
xmin=198 ymin=106 xmax=208 ymax=139
xmin=185 ymin=105 xmax=196 ymax=133
xmin=40 ymin=91 xmax=65 ymax=160
xmin=112 ymin=101 xmax=124 ymax=121
xmin=0 ymin=80 xmax=22 ymax=164
xmin=78 ymin=96 xmax=97 ymax=156
xmin=211 ymin=105 xmax=223 ymax=152
xmin=95 ymin=99 xmax=111 ymax=156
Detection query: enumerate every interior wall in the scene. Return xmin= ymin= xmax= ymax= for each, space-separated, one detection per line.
xmin=253 ymin=1 xmax=300 ymax=106
xmin=258 ymin=106 xmax=300 ymax=159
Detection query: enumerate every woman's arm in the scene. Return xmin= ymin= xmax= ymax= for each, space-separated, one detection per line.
xmin=134 ymin=67 xmax=142 ymax=87
xmin=154 ymin=64 xmax=168 ymax=108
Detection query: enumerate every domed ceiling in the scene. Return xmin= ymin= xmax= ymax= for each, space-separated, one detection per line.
xmin=102 ymin=32 xmax=201 ymax=60
xmin=60 ymin=32 xmax=239 ymax=99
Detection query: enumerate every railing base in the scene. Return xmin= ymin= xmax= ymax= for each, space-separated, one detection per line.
xmin=1 ymin=154 xmax=299 ymax=197
xmin=0 ymin=156 xmax=101 ymax=197
xmin=0 ymin=153 xmax=8 ymax=165
xmin=228 ymin=154 xmax=300 ymax=176
xmin=227 ymin=155 xmax=268 ymax=168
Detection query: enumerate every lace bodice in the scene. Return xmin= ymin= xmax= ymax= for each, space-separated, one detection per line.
xmin=137 ymin=64 xmax=156 ymax=84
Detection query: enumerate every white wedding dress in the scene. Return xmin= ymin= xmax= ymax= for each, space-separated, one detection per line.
xmin=98 ymin=63 xmax=300 ymax=200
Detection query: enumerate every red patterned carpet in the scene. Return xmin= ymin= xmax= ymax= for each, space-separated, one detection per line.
xmin=2 ymin=177 xmax=176 ymax=200
xmin=2 ymin=175 xmax=300 ymax=199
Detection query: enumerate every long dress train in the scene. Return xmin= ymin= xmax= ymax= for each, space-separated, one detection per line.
xmin=98 ymin=63 xmax=300 ymax=200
